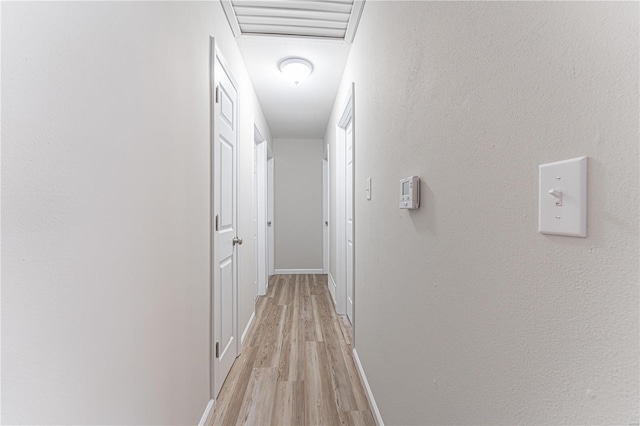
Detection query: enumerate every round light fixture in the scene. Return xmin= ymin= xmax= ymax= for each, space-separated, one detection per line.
xmin=279 ymin=57 xmax=313 ymax=85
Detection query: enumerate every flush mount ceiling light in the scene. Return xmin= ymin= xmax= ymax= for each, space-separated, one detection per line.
xmin=279 ymin=58 xmax=313 ymax=85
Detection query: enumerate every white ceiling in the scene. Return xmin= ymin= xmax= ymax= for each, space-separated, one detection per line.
xmin=236 ymin=35 xmax=351 ymax=138
xmin=223 ymin=0 xmax=364 ymax=139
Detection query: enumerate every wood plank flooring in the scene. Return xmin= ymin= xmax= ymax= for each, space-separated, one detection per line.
xmin=210 ymin=274 xmax=375 ymax=426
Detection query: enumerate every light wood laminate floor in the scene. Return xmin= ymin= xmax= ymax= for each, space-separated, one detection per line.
xmin=210 ymin=274 xmax=375 ymax=426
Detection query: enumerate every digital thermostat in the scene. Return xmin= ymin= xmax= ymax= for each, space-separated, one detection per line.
xmin=399 ymin=176 xmax=420 ymax=209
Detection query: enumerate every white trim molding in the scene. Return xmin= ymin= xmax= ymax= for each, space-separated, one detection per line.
xmin=241 ymin=311 xmax=255 ymax=346
xmin=352 ymin=349 xmax=384 ymax=426
xmin=274 ymin=269 xmax=323 ymax=274
xmin=345 ymin=0 xmax=365 ymax=44
xmin=198 ymin=399 xmax=215 ymax=426
xmin=328 ymin=273 xmax=337 ymax=306
xmin=220 ymin=0 xmax=241 ymax=38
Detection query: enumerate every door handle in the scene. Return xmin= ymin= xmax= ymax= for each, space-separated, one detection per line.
xmin=267 ymin=221 xmax=272 ymax=227
xmin=325 ymin=221 xmax=329 ymax=226
xmin=233 ymin=236 xmax=243 ymax=245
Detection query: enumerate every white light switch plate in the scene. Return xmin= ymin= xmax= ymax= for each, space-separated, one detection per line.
xmin=366 ymin=177 xmax=372 ymax=200
xmin=539 ymin=156 xmax=588 ymax=237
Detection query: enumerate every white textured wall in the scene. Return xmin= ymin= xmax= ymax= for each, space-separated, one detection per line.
xmin=273 ymin=139 xmax=324 ymax=270
xmin=326 ymin=2 xmax=639 ymax=424
xmin=1 ymin=2 xmax=269 ymax=423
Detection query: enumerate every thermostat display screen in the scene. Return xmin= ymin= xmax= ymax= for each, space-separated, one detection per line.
xmin=402 ymin=181 xmax=410 ymax=195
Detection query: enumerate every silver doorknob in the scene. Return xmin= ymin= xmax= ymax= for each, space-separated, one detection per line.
xmin=233 ymin=236 xmax=243 ymax=245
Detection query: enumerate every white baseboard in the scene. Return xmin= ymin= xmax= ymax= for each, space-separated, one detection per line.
xmin=352 ymin=349 xmax=384 ymax=426
xmin=241 ymin=311 xmax=255 ymax=346
xmin=198 ymin=399 xmax=215 ymax=426
xmin=328 ymin=273 xmax=337 ymax=306
xmin=274 ymin=268 xmax=323 ymax=274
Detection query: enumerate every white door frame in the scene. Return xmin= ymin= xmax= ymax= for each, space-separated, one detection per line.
xmin=335 ymin=84 xmax=355 ymax=340
xmin=253 ymin=125 xmax=268 ymax=296
xmin=210 ymin=37 xmax=240 ymax=400
xmin=267 ymin=155 xmax=275 ymax=276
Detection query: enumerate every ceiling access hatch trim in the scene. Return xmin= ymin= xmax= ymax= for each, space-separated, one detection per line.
xmin=221 ymin=0 xmax=365 ymax=43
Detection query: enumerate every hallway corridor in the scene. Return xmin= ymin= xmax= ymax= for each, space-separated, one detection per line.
xmin=210 ymin=275 xmax=375 ymax=425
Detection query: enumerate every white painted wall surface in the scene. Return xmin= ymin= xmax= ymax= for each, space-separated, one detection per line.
xmin=325 ymin=2 xmax=639 ymax=424
xmin=273 ymin=139 xmax=324 ymax=270
xmin=1 ymin=2 xmax=270 ymax=423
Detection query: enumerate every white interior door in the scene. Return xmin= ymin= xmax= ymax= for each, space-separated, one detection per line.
xmin=345 ymin=121 xmax=354 ymax=325
xmin=323 ymin=158 xmax=329 ymax=274
xmin=253 ymin=144 xmax=258 ymax=293
xmin=267 ymin=157 xmax=275 ymax=276
xmin=212 ymin=45 xmax=239 ymax=399
xmin=335 ymin=84 xmax=354 ymax=321
xmin=254 ymin=133 xmax=267 ymax=296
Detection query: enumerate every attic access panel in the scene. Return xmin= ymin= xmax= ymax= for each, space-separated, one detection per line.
xmin=221 ymin=0 xmax=365 ymax=43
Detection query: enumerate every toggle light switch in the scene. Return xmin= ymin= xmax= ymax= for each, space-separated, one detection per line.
xmin=539 ymin=156 xmax=587 ymax=237
xmin=548 ymin=189 xmax=563 ymax=206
